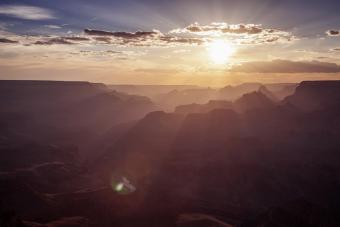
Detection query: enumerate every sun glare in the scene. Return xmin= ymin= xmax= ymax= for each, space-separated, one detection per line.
xmin=208 ymin=40 xmax=235 ymax=65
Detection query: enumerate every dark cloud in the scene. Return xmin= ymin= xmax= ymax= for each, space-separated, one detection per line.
xmin=29 ymin=36 xmax=89 ymax=46
xmin=62 ymin=36 xmax=90 ymax=41
xmin=229 ymin=60 xmax=340 ymax=73
xmin=84 ymin=29 xmax=159 ymax=39
xmin=219 ymin=24 xmax=262 ymax=34
xmin=0 ymin=38 xmax=18 ymax=43
xmin=34 ymin=38 xmax=74 ymax=45
xmin=84 ymin=28 xmax=204 ymax=46
xmin=326 ymin=30 xmax=340 ymax=36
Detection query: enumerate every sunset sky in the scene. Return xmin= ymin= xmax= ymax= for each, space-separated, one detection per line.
xmin=0 ymin=0 xmax=340 ymax=86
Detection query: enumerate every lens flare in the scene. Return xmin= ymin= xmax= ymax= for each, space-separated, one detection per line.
xmin=111 ymin=176 xmax=136 ymax=195
xmin=115 ymin=183 xmax=124 ymax=192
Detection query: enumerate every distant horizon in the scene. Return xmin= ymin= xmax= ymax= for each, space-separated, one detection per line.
xmin=1 ymin=78 xmax=339 ymax=87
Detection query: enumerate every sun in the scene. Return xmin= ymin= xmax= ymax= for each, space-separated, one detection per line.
xmin=208 ymin=40 xmax=235 ymax=65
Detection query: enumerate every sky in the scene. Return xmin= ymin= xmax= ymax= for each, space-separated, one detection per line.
xmin=0 ymin=0 xmax=340 ymax=86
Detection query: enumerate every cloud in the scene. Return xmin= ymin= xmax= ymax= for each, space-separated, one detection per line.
xmin=31 ymin=36 xmax=90 ymax=45
xmin=75 ymin=50 xmax=123 ymax=56
xmin=0 ymin=38 xmax=18 ymax=43
xmin=84 ymin=28 xmax=204 ymax=46
xmin=34 ymin=38 xmax=74 ymax=45
xmin=0 ymin=28 xmax=205 ymax=47
xmin=326 ymin=30 xmax=340 ymax=36
xmin=70 ymin=49 xmax=143 ymax=61
xmin=170 ymin=22 xmax=295 ymax=44
xmin=44 ymin=25 xmax=61 ymax=29
xmin=229 ymin=60 xmax=340 ymax=73
xmin=0 ymin=31 xmax=92 ymax=46
xmin=84 ymin=29 xmax=159 ymax=39
xmin=160 ymin=36 xmax=204 ymax=45
xmin=62 ymin=36 xmax=90 ymax=41
xmin=0 ymin=5 xmax=55 ymax=20
xmin=171 ymin=23 xmax=263 ymax=35
xmin=0 ymin=22 xmax=296 ymax=48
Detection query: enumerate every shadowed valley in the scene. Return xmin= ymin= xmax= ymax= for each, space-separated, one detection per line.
xmin=1 ymin=80 xmax=340 ymax=227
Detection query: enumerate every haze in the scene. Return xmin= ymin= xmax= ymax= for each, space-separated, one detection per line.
xmin=1 ymin=1 xmax=340 ymax=227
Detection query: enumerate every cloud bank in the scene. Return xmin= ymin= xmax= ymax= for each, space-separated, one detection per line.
xmin=170 ymin=22 xmax=295 ymax=44
xmin=171 ymin=23 xmax=264 ymax=35
xmin=84 ymin=28 xmax=204 ymax=46
xmin=0 ymin=21 xmax=295 ymax=48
